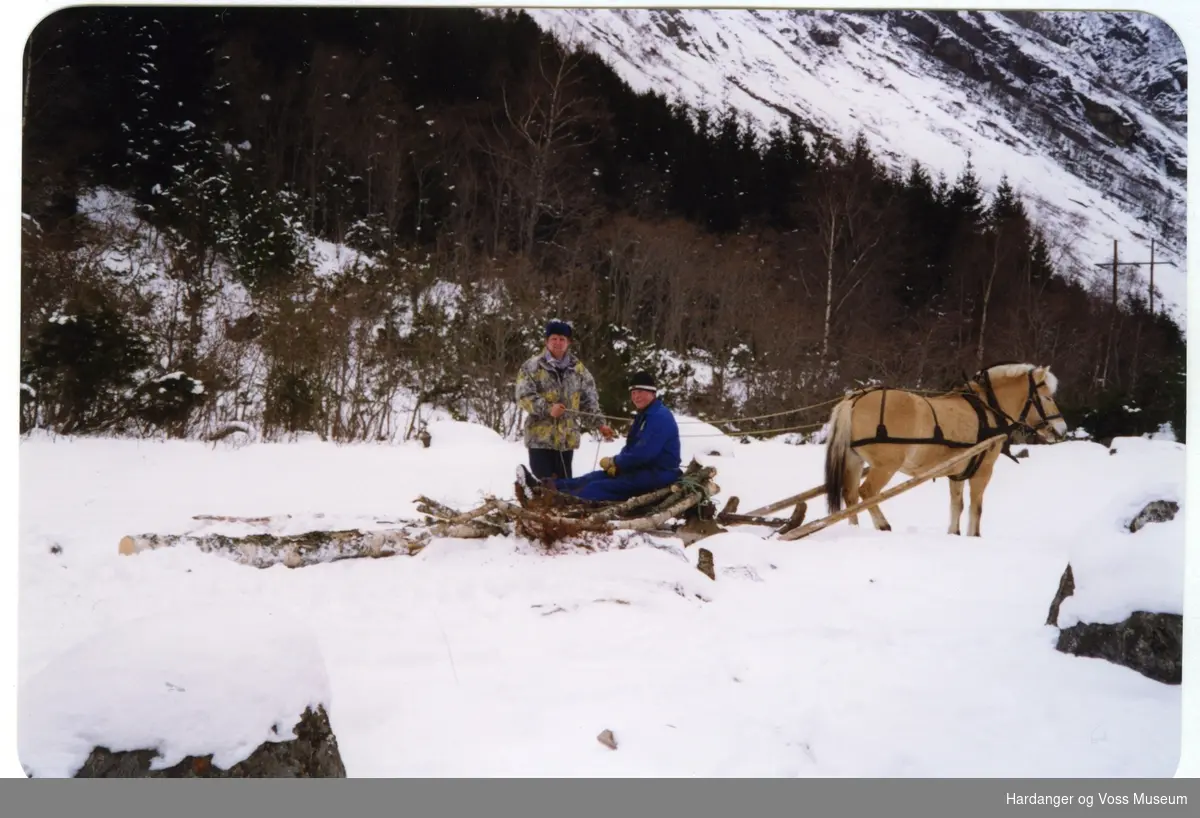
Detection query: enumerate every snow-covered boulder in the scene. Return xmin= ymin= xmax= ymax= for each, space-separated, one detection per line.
xmin=72 ymin=705 xmax=345 ymax=777
xmin=1046 ymin=496 xmax=1185 ymax=685
xmin=19 ymin=609 xmax=344 ymax=777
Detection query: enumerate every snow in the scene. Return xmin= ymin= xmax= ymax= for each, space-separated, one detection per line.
xmin=676 ymin=415 xmax=743 ymax=458
xmin=1040 ymin=436 xmax=1186 ymax=628
xmin=309 ymin=236 xmax=376 ymax=278
xmin=18 ymin=610 xmax=332 ymax=778
xmin=16 ymin=420 xmax=1187 ymax=777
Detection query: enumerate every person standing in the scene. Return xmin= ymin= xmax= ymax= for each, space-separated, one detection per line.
xmin=514 ymin=319 xmax=614 ymax=480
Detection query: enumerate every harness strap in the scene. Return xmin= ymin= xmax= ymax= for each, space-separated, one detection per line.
xmin=848 ymin=386 xmax=1015 ymax=482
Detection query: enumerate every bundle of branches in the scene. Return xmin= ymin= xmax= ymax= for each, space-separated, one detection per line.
xmin=414 ymin=462 xmax=720 ymax=547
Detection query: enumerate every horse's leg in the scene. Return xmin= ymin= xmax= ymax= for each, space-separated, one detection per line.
xmin=948 ymin=478 xmax=965 ymax=536
xmin=844 ymin=451 xmax=866 ymax=526
xmin=856 ymin=460 xmax=898 ymax=532
xmin=966 ymin=461 xmax=997 ymax=537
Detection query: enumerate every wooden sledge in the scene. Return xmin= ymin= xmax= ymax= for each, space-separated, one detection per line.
xmin=714 ymin=437 xmax=1004 ymax=542
xmin=776 ymin=436 xmax=1005 ymax=541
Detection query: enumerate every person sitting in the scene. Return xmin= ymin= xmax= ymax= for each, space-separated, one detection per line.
xmin=517 ymin=370 xmax=681 ymax=503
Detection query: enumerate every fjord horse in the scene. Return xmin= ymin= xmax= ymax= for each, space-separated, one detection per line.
xmin=823 ymin=363 xmax=1068 ymax=537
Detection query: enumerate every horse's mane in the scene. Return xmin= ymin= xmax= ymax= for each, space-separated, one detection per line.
xmin=973 ymin=361 xmax=1058 ymax=395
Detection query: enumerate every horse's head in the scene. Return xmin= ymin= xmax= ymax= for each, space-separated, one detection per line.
xmin=971 ymin=363 xmax=1069 ymax=443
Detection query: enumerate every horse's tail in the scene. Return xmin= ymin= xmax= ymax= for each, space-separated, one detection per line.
xmin=824 ymin=398 xmax=854 ymax=515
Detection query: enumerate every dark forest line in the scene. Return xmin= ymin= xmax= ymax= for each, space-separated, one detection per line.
xmin=20 ymin=7 xmax=1186 ymax=443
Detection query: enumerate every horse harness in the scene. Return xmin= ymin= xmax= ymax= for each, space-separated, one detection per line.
xmin=847 ymin=368 xmax=1062 ymax=482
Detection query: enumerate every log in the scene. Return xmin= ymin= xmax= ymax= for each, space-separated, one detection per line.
xmin=416 ymin=497 xmax=506 ymax=526
xmin=430 ymin=518 xmax=512 ymax=538
xmin=743 ymin=466 xmax=871 ymax=517
xmin=413 ymin=496 xmax=464 ymax=520
xmin=610 ymin=482 xmax=716 ymax=531
xmin=776 ymin=437 xmax=1004 ymax=541
xmin=191 ymin=514 xmax=289 ymax=525
xmin=117 ymin=526 xmax=430 ymax=568
xmin=484 ymin=498 xmax=615 ymax=535
xmin=589 ymin=484 xmax=678 ymax=521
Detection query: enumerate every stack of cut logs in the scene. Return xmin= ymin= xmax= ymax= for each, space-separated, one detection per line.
xmin=417 ymin=463 xmax=720 ymax=542
xmin=117 ymin=462 xmax=728 ymax=569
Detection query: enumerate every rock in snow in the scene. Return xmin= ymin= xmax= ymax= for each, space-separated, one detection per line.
xmin=1127 ymin=499 xmax=1179 ymax=533
xmin=74 ymin=706 xmax=346 ymax=777
xmin=19 ymin=608 xmax=341 ymax=778
xmin=1055 ymin=611 xmax=1183 ymax=686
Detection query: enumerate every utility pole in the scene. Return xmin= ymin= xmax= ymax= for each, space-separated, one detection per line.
xmin=1150 ymin=238 xmax=1156 ymax=316
xmin=1091 ymin=239 xmax=1175 ymax=386
xmin=1093 ymin=239 xmax=1175 ymax=315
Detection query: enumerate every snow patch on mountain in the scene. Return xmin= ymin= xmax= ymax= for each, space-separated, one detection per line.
xmin=526 ymin=9 xmax=1187 ymax=330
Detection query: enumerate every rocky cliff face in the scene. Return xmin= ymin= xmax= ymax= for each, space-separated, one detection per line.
xmin=527 ymin=8 xmax=1188 ymax=326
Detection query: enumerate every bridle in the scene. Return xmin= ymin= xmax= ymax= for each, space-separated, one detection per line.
xmin=972 ymin=367 xmax=1065 ymax=442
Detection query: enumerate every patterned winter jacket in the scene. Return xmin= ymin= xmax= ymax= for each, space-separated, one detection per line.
xmin=515 ymin=351 xmax=602 ymax=451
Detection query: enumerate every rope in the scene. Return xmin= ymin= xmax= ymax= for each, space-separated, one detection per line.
xmin=677 ymin=395 xmax=844 ymax=426
xmin=566 ymin=398 xmax=840 ymax=427
xmin=562 ymin=386 xmax=969 ymax=435
xmin=678 ymin=420 xmax=826 ymax=438
xmin=673 ymin=473 xmax=714 ymax=504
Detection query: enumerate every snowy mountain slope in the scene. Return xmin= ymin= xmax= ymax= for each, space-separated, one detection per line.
xmin=527 ymin=9 xmax=1188 ymax=329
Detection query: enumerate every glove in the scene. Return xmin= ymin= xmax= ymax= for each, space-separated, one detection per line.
xmin=599 ymin=456 xmax=618 ymax=477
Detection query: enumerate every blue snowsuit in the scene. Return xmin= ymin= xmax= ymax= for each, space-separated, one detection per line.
xmin=550 ymin=398 xmax=682 ymax=502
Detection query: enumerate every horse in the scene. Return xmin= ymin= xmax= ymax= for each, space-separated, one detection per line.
xmin=823 ymin=362 xmax=1068 ymax=538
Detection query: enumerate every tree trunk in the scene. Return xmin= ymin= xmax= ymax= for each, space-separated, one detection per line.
xmin=118 ymin=526 xmax=430 ymax=568
xmin=822 ymin=210 xmax=837 ymax=360
xmin=975 ymin=239 xmax=1000 ymax=370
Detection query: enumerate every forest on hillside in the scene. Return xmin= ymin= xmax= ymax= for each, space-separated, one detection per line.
xmin=20 ymin=7 xmax=1187 ymax=443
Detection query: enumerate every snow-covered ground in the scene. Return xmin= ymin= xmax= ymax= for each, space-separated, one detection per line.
xmin=15 ymin=419 xmax=1188 ymax=777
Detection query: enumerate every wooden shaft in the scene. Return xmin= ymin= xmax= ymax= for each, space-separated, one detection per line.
xmin=716 ymin=512 xmax=792 ymax=527
xmin=743 ymin=465 xmax=870 ymax=517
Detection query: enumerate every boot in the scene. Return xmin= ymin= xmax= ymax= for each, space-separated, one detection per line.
xmin=516 ymin=464 xmax=541 ymax=490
